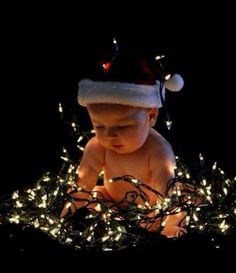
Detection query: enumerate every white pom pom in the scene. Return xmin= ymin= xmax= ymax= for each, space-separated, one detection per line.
xmin=164 ymin=73 xmax=184 ymax=92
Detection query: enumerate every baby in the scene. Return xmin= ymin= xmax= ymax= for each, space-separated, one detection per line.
xmin=62 ymin=47 xmax=186 ymax=237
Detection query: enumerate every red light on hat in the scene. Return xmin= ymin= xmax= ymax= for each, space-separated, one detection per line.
xmin=102 ymin=62 xmax=112 ymax=73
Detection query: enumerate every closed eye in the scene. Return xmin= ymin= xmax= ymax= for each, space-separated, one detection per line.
xmin=117 ymin=125 xmax=131 ymax=129
xmin=94 ymin=126 xmax=104 ymax=129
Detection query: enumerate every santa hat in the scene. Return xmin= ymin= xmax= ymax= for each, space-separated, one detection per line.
xmin=77 ymin=74 xmax=184 ymax=108
xmin=77 ymin=39 xmax=184 ymax=108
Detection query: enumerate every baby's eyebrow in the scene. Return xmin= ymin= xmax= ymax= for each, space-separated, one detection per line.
xmin=91 ymin=119 xmax=101 ymax=124
xmin=114 ymin=117 xmax=132 ymax=122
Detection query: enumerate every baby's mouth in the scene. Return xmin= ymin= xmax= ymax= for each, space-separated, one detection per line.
xmin=111 ymin=144 xmax=123 ymax=148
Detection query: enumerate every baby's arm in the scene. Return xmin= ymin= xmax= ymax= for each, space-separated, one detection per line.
xmin=148 ymin=139 xmax=186 ymax=237
xmin=148 ymin=137 xmax=175 ymax=197
xmin=61 ymin=137 xmax=104 ymax=215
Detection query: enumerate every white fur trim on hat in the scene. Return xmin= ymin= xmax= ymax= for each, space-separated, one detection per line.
xmin=78 ymin=79 xmax=165 ymax=108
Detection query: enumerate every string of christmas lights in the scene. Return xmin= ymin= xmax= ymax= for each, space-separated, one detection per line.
xmin=0 ymin=103 xmax=235 ymax=251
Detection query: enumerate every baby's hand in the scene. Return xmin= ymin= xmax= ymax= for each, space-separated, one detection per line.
xmin=161 ymin=225 xmax=187 ymax=238
xmin=60 ymin=201 xmax=75 ymax=218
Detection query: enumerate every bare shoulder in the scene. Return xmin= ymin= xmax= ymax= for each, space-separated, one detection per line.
xmin=147 ymin=129 xmax=175 ymax=193
xmin=85 ymin=136 xmax=105 ymax=154
xmin=81 ymin=136 xmax=105 ymax=168
xmin=147 ymin=128 xmax=175 ymax=163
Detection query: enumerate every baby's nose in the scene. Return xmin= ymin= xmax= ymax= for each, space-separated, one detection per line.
xmin=105 ymin=127 xmax=118 ymax=138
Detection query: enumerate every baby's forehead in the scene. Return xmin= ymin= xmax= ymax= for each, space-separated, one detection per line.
xmin=87 ymin=103 xmax=146 ymax=121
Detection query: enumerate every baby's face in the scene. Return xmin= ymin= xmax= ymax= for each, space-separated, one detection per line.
xmin=87 ymin=104 xmax=153 ymax=154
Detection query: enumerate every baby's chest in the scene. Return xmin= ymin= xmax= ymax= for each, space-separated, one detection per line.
xmin=103 ymin=151 xmax=150 ymax=181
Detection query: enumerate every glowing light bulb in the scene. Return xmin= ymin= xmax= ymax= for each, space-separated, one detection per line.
xmin=155 ymin=55 xmax=165 ymax=60
xmin=166 ymin=120 xmax=172 ymax=130
xmin=212 ymin=162 xmax=217 ymax=170
xmin=164 ymin=74 xmax=171 ymax=80
xmin=58 ymin=103 xmax=63 ymax=113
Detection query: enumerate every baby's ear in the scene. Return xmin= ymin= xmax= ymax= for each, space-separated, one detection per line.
xmin=148 ymin=107 xmax=158 ymax=127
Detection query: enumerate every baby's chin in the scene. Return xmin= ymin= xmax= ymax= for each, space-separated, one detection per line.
xmin=106 ymin=144 xmax=143 ymax=154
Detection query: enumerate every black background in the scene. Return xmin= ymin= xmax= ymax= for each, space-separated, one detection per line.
xmin=1 ymin=3 xmax=235 ymax=265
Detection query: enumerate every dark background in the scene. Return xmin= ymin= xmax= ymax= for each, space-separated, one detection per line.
xmin=2 ymin=7 xmax=235 ymax=192
xmin=1 ymin=3 xmax=235 ymax=265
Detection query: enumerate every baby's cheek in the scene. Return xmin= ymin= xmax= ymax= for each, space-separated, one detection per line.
xmin=123 ymin=133 xmax=137 ymax=145
xmin=135 ymin=131 xmax=148 ymax=146
xmin=128 ymin=138 xmax=145 ymax=152
xmin=126 ymin=129 xmax=140 ymax=140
